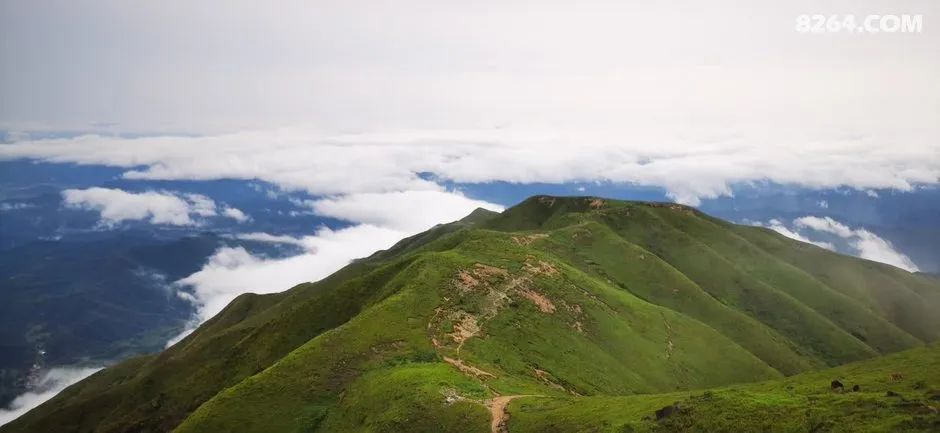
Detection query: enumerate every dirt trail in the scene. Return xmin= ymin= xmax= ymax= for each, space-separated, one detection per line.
xmin=443 ymin=356 xmax=495 ymax=378
xmin=486 ymin=395 xmax=539 ymax=433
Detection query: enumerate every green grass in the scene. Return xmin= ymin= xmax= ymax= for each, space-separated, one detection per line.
xmin=317 ymin=363 xmax=490 ymax=433
xmin=540 ymin=220 xmax=819 ymax=375
xmin=592 ymin=204 xmax=881 ymax=366
xmin=509 ymin=344 xmax=940 ymax=433
xmin=5 ymin=196 xmax=939 ymax=433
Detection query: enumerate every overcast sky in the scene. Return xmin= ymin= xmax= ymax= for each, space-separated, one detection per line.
xmin=1 ymin=0 xmax=937 ymax=134
xmin=0 ymin=0 xmax=937 ymax=210
xmin=1 ymin=0 xmax=937 ymax=243
xmin=1 ymin=0 xmax=938 ymax=323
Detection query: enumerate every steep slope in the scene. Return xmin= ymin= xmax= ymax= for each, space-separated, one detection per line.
xmin=4 ymin=196 xmax=939 ymax=433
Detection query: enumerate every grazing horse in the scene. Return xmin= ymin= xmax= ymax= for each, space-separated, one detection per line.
xmin=889 ymin=372 xmax=904 ymax=382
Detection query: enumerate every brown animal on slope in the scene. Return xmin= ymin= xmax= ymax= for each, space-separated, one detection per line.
xmin=830 ymin=380 xmax=844 ymax=392
xmin=889 ymin=372 xmax=904 ymax=382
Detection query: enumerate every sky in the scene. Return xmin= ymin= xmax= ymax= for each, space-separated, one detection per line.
xmin=0 ymin=0 xmax=937 ymax=134
xmin=1 ymin=0 xmax=937 ymax=332
xmin=1 ymin=0 xmax=937 ymax=202
xmin=0 ymin=0 xmax=938 ymax=422
xmin=1 ymin=0 xmax=937 ymax=324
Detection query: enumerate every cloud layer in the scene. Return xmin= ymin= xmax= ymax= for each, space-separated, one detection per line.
xmin=758 ymin=218 xmax=836 ymax=250
xmin=2 ymin=0 xmax=937 ymax=211
xmin=6 ymin=127 xmax=938 ymax=206
xmin=307 ymin=190 xmax=500 ymax=232
xmin=1 ymin=2 xmax=937 ymax=205
xmin=757 ymin=216 xmax=919 ymax=272
xmin=61 ymin=187 xmax=248 ymax=226
xmin=0 ymin=367 xmax=101 ymax=427
xmin=793 ymin=216 xmax=920 ymax=272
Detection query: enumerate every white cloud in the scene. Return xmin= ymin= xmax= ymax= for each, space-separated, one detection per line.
xmin=757 ymin=218 xmax=835 ymax=250
xmin=0 ymin=366 xmax=102 ymax=427
xmin=60 ymin=187 xmax=249 ymax=226
xmin=288 ymin=197 xmax=316 ymax=210
xmin=62 ymin=188 xmax=201 ymax=226
xmin=221 ymin=206 xmax=250 ymax=223
xmin=753 ymin=216 xmax=919 ymax=272
xmin=185 ymin=194 xmax=217 ymax=217
xmin=175 ymin=225 xmax=403 ymax=325
xmin=308 ymin=190 xmax=502 ymax=232
xmin=4 ymin=126 xmax=937 ymax=207
xmin=0 ymin=2 xmax=936 ymax=204
xmin=0 ymin=202 xmax=34 ymax=211
xmin=794 ymin=216 xmax=919 ymax=272
xmin=224 ymin=232 xmax=307 ymax=247
xmin=850 ymin=229 xmax=920 ymax=273
xmin=167 ymin=190 xmax=502 ymax=345
xmin=794 ymin=216 xmax=855 ymax=239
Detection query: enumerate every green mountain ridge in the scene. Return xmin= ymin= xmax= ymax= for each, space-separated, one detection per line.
xmin=4 ymin=196 xmax=939 ymax=433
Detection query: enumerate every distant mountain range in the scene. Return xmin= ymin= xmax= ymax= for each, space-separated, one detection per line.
xmin=5 ymin=196 xmax=938 ymax=432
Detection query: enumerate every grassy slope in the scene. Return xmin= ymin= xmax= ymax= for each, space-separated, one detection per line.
xmin=596 ymin=205 xmax=881 ymax=366
xmin=509 ymin=343 xmax=940 ymax=433
xmin=539 ymin=220 xmax=819 ymax=375
xmin=728 ymin=223 xmax=940 ymax=342
xmin=650 ymin=207 xmax=920 ymax=354
xmin=174 ymin=230 xmax=779 ymax=433
xmin=4 ymin=196 xmax=939 ymax=433
xmin=1 ymin=259 xmax=404 ymax=433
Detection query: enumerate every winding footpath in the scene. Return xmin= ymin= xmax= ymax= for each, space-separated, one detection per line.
xmin=486 ymin=395 xmax=540 ymax=433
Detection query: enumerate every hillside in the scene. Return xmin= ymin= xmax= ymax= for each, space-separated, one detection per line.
xmin=509 ymin=343 xmax=940 ymax=432
xmin=0 ymin=234 xmax=219 ymax=406
xmin=4 ymin=196 xmax=939 ymax=433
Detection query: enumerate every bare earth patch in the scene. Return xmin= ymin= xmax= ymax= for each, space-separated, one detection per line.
xmin=433 ymin=260 xmax=570 ymax=387
xmin=474 ymin=263 xmax=509 ymax=277
xmin=523 ymin=260 xmax=559 ymax=276
xmin=449 ymin=312 xmax=481 ymax=353
xmin=561 ymin=300 xmax=583 ymax=315
xmin=443 ymin=356 xmax=495 ymax=378
xmin=533 ymin=368 xmax=567 ymax=391
xmin=456 ymin=270 xmax=481 ymax=291
xmin=486 ymin=395 xmax=543 ymax=433
xmin=430 ymin=264 xmax=514 ymax=356
xmin=441 ymin=387 xmax=472 ymax=405
xmin=511 ymin=233 xmax=548 ymax=246
xmin=663 ymin=317 xmax=675 ymax=359
xmin=519 ymin=288 xmax=556 ymax=313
